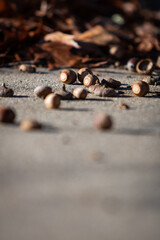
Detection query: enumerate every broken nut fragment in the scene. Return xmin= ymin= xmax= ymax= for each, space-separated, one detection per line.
xmin=0 ymin=83 xmax=14 ymax=97
xmin=19 ymin=64 xmax=36 ymax=73
xmin=44 ymin=93 xmax=61 ymax=109
xmin=132 ymin=81 xmax=149 ymax=97
xmin=0 ymin=106 xmax=16 ymax=123
xmin=88 ymin=84 xmax=116 ymax=97
xmin=101 ymin=78 xmax=121 ymax=89
xmin=118 ymin=103 xmax=130 ymax=109
xmin=20 ymin=119 xmax=42 ymax=131
xmin=94 ymin=113 xmax=113 ymax=130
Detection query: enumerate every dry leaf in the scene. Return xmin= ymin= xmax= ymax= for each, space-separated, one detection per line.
xmin=75 ymin=25 xmax=119 ymax=46
xmin=44 ymin=31 xmax=80 ymax=49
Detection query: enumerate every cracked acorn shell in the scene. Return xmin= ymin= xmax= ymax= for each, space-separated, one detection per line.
xmin=136 ymin=59 xmax=154 ymax=75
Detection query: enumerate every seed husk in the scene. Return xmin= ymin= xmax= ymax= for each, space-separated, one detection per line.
xmin=101 ymin=78 xmax=121 ymax=89
xmin=136 ymin=59 xmax=154 ymax=75
xmin=88 ymin=84 xmax=116 ymax=97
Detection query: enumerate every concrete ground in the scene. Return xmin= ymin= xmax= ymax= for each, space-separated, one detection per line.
xmin=0 ymin=67 xmax=160 ymax=240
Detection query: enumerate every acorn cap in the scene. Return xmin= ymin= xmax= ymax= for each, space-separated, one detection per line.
xmin=136 ymin=59 xmax=154 ymax=75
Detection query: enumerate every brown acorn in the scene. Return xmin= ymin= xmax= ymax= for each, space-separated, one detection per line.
xmin=19 ymin=64 xmax=36 ymax=73
xmin=83 ymin=74 xmax=98 ymax=87
xmin=44 ymin=93 xmax=61 ymax=109
xmin=20 ymin=119 xmax=42 ymax=131
xmin=0 ymin=106 xmax=16 ymax=123
xmin=60 ymin=69 xmax=76 ymax=84
xmin=132 ymin=81 xmax=149 ymax=97
xmin=34 ymin=85 xmax=52 ymax=99
xmin=55 ymin=84 xmax=73 ymax=100
xmin=93 ymin=113 xmax=113 ymax=130
xmin=136 ymin=59 xmax=154 ymax=75
xmin=72 ymin=87 xmax=88 ymax=99
xmin=77 ymin=68 xmax=92 ymax=83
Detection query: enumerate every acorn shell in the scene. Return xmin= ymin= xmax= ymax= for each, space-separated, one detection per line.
xmin=136 ymin=59 xmax=154 ymax=75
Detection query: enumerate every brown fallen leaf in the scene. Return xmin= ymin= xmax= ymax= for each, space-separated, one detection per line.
xmin=75 ymin=25 xmax=119 ymax=46
xmin=44 ymin=31 xmax=80 ymax=49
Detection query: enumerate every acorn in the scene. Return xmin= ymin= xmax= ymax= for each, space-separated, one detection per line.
xmin=93 ymin=113 xmax=113 ymax=130
xmin=0 ymin=83 xmax=14 ymax=97
xmin=72 ymin=87 xmax=88 ymax=99
xmin=126 ymin=57 xmax=139 ymax=72
xmin=83 ymin=74 xmax=98 ymax=87
xmin=20 ymin=119 xmax=42 ymax=131
xmin=78 ymin=68 xmax=92 ymax=83
xmin=0 ymin=106 xmax=16 ymax=123
xmin=19 ymin=64 xmax=36 ymax=73
xmin=101 ymin=78 xmax=121 ymax=89
xmin=136 ymin=59 xmax=154 ymax=75
xmin=55 ymin=84 xmax=72 ymax=100
xmin=132 ymin=81 xmax=149 ymax=97
xmin=60 ymin=69 xmax=76 ymax=84
xmin=44 ymin=93 xmax=61 ymax=109
xmin=34 ymin=85 xmax=52 ymax=99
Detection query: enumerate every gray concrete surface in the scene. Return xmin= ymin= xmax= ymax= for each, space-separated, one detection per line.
xmin=0 ymin=67 xmax=160 ymax=240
